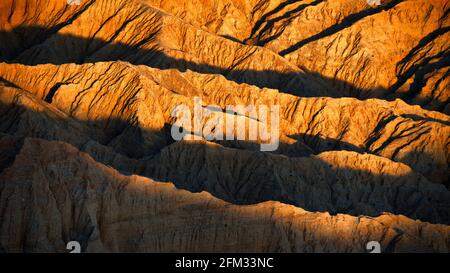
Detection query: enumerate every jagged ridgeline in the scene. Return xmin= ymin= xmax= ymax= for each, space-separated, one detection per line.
xmin=0 ymin=0 xmax=449 ymax=252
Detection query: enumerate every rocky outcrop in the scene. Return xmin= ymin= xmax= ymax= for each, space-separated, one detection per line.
xmin=1 ymin=62 xmax=448 ymax=186
xmin=0 ymin=0 xmax=448 ymax=253
xmin=0 ymin=0 xmax=332 ymax=97
xmin=1 ymin=0 xmax=448 ymax=110
xmin=146 ymin=0 xmax=450 ymax=113
xmin=1 ymin=76 xmax=450 ymax=224
xmin=145 ymin=140 xmax=450 ymax=224
xmin=0 ymin=137 xmax=449 ymax=253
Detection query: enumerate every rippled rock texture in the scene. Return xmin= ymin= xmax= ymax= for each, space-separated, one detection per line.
xmin=0 ymin=0 xmax=449 ymax=252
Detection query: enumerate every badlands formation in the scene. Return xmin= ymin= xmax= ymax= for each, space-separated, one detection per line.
xmin=0 ymin=0 xmax=449 ymax=252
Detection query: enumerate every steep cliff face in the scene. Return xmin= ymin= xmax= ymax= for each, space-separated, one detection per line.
xmin=0 ymin=0 xmax=449 ymax=253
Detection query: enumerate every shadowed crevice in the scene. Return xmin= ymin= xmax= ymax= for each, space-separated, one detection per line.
xmin=0 ymin=24 xmax=448 ymax=113
xmin=278 ymin=0 xmax=404 ymax=56
xmin=388 ymin=26 xmax=450 ymax=107
xmin=0 ymin=98 xmax=449 ymax=225
xmin=246 ymin=0 xmax=324 ymax=46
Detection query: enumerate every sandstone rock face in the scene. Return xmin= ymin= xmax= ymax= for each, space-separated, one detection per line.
xmin=0 ymin=138 xmax=449 ymax=253
xmin=1 ymin=62 xmax=448 ymax=186
xmin=0 ymin=0 xmax=449 ymax=253
xmin=146 ymin=0 xmax=450 ymax=113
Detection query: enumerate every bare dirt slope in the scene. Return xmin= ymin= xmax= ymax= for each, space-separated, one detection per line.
xmin=0 ymin=0 xmax=449 ymax=252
